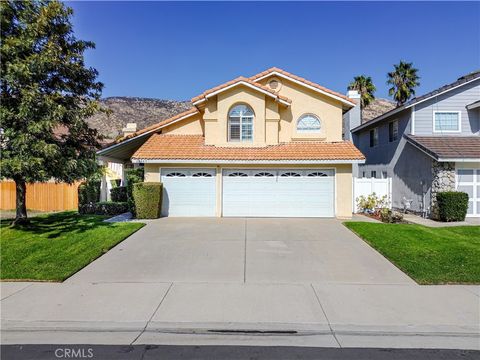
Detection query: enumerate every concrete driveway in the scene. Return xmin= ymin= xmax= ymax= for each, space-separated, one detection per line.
xmin=67 ymin=218 xmax=413 ymax=284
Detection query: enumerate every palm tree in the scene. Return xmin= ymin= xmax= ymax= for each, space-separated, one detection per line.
xmin=348 ymin=75 xmax=376 ymax=108
xmin=387 ymin=61 xmax=420 ymax=106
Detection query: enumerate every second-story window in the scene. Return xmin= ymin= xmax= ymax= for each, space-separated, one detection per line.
xmin=229 ymin=104 xmax=254 ymax=142
xmin=369 ymin=127 xmax=378 ymax=147
xmin=297 ymin=114 xmax=321 ymax=133
xmin=434 ymin=111 xmax=461 ymax=132
xmin=389 ymin=120 xmax=399 ymax=142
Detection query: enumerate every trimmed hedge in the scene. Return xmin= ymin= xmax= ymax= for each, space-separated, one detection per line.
xmin=78 ymin=180 xmax=101 ymax=206
xmin=110 ymin=186 xmax=127 ymax=202
xmin=132 ymin=182 xmax=162 ymax=219
xmin=436 ymin=191 xmax=469 ymax=222
xmin=125 ymin=168 xmax=144 ymax=215
xmin=79 ymin=201 xmax=129 ymax=216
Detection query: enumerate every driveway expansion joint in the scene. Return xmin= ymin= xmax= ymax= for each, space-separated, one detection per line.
xmin=130 ymin=282 xmax=173 ymax=345
xmin=310 ymin=283 xmax=342 ymax=348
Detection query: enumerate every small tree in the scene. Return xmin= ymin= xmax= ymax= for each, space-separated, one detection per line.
xmin=0 ymin=0 xmax=105 ymax=224
xmin=387 ymin=61 xmax=420 ymax=106
xmin=348 ymin=75 xmax=376 ymax=108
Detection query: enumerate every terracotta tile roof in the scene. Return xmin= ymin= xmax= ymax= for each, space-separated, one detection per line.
xmin=114 ymin=108 xmax=198 ymax=143
xmin=405 ymin=135 xmax=480 ymax=160
xmin=191 ymin=76 xmax=292 ymax=104
xmin=250 ymin=67 xmax=355 ymax=105
xmin=132 ymin=134 xmax=365 ymax=161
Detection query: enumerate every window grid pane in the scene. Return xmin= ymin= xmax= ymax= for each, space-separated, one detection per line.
xmin=435 ymin=112 xmax=459 ymax=131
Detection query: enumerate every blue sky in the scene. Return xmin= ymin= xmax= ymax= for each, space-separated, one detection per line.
xmin=69 ymin=1 xmax=480 ymax=101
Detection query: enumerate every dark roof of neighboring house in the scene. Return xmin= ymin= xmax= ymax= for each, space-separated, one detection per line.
xmin=352 ymin=70 xmax=480 ymax=133
xmin=404 ymin=135 xmax=480 ymax=161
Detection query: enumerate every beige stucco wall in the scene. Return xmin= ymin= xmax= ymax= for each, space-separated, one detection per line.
xmin=257 ymin=76 xmax=344 ymax=142
xmin=159 ymin=77 xmax=345 ymax=145
xmin=144 ymin=163 xmax=353 ymax=218
xmin=162 ymin=114 xmax=204 ymax=135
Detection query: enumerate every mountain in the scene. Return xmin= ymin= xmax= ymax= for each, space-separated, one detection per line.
xmin=361 ymin=98 xmax=396 ymax=122
xmin=87 ymin=97 xmax=193 ymax=139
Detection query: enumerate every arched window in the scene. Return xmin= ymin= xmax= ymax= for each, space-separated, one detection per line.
xmin=229 ymin=104 xmax=254 ymax=142
xmin=297 ymin=114 xmax=321 ymax=133
xmin=228 ymin=172 xmax=248 ymax=177
xmin=165 ymin=172 xmax=186 ymax=177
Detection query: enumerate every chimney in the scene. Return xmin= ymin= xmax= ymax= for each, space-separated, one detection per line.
xmin=122 ymin=123 xmax=137 ymax=137
xmin=343 ymin=90 xmax=361 ymax=141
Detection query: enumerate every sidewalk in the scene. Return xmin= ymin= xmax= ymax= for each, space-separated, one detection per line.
xmin=403 ymin=213 xmax=480 ymax=227
xmin=1 ymin=281 xmax=479 ymax=349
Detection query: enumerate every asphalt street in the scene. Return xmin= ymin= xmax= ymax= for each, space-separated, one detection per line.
xmin=2 ymin=345 xmax=479 ymax=360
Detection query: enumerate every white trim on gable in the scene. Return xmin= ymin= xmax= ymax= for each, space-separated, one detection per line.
xmin=97 ymin=111 xmax=198 ymax=156
xmin=192 ymin=81 xmax=291 ymax=107
xmin=253 ymin=71 xmax=356 ymax=107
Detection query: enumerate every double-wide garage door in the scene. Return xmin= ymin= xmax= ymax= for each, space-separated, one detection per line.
xmin=161 ymin=168 xmax=335 ymax=217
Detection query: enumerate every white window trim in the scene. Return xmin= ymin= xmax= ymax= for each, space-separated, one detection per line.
xmin=228 ymin=105 xmax=254 ymax=142
xmin=296 ymin=113 xmax=322 ymax=133
xmin=433 ymin=111 xmax=462 ymax=133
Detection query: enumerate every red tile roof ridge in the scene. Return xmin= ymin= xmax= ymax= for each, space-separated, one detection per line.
xmin=250 ymin=67 xmax=354 ymax=104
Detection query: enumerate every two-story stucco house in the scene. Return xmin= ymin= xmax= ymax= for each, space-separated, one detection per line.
xmin=99 ymin=68 xmax=365 ymax=218
xmin=350 ymin=71 xmax=480 ymax=218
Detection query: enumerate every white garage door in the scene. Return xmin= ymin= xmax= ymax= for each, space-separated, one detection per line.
xmin=161 ymin=168 xmax=216 ymax=217
xmin=456 ymin=168 xmax=480 ymax=217
xmin=223 ymin=169 xmax=334 ymax=217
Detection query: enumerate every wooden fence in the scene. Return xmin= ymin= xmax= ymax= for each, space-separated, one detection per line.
xmin=0 ymin=181 xmax=80 ymax=211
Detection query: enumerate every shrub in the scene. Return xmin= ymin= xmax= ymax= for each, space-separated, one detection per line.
xmin=356 ymin=193 xmax=389 ymax=214
xmin=132 ymin=182 xmax=162 ymax=219
xmin=78 ymin=180 xmax=101 ymax=206
xmin=110 ymin=186 xmax=127 ymax=202
xmin=379 ymin=208 xmax=404 ymax=223
xmin=436 ymin=191 xmax=469 ymax=222
xmin=125 ymin=168 xmax=144 ymax=215
xmin=79 ymin=201 xmax=129 ymax=216
xmin=110 ymin=179 xmax=121 ymax=188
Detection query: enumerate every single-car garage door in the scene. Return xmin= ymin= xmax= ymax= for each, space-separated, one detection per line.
xmin=222 ymin=169 xmax=334 ymax=217
xmin=161 ymin=168 xmax=216 ymax=216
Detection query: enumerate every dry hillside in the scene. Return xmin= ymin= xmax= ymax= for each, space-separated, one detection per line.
xmin=362 ymin=98 xmax=396 ymax=122
xmin=87 ymin=97 xmax=192 ymax=139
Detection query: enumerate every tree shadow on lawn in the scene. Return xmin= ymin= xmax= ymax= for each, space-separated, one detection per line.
xmin=1 ymin=211 xmax=115 ymax=239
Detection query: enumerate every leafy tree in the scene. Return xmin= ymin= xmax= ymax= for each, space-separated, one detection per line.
xmin=387 ymin=61 xmax=420 ymax=106
xmin=0 ymin=0 xmax=105 ymax=225
xmin=348 ymin=75 xmax=376 ymax=108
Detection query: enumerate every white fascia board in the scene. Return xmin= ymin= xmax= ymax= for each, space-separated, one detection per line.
xmin=132 ymin=158 xmax=365 ymax=164
xmin=193 ymin=81 xmax=291 ymax=107
xmin=253 ymin=71 xmax=356 ymax=107
xmin=352 ymin=77 xmax=480 ymax=133
xmin=96 ymin=112 xmax=198 ymax=155
xmin=438 ymin=158 xmax=480 ymax=163
xmin=466 ymin=101 xmax=480 ymax=110
xmin=409 ymin=77 xmax=480 ymax=108
xmin=404 ymin=137 xmax=437 ymax=160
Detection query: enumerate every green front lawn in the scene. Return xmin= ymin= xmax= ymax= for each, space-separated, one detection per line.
xmin=1 ymin=212 xmax=144 ymax=281
xmin=344 ymin=222 xmax=480 ymax=284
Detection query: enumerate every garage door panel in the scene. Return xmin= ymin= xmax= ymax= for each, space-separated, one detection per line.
xmin=456 ymin=168 xmax=479 ymax=217
xmin=223 ymin=169 xmax=334 ymax=218
xmin=161 ymin=169 xmax=216 ymax=217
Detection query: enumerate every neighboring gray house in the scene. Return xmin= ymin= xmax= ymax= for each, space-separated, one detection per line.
xmin=348 ymin=71 xmax=480 ymax=218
